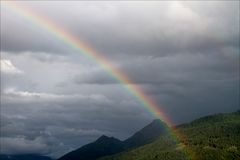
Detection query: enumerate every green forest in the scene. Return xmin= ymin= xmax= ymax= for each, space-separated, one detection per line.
xmin=99 ymin=111 xmax=240 ymax=160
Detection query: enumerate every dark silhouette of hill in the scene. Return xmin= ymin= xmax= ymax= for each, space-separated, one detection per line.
xmin=58 ymin=119 xmax=167 ymax=160
xmin=59 ymin=111 xmax=240 ymax=160
xmin=0 ymin=154 xmax=53 ymax=160
xmin=123 ymin=119 xmax=168 ymax=149
xmin=58 ymin=135 xmax=124 ymax=160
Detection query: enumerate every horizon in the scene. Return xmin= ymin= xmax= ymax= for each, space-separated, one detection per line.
xmin=0 ymin=110 xmax=239 ymax=159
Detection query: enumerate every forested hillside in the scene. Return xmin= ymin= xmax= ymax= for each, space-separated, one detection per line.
xmin=100 ymin=111 xmax=240 ymax=160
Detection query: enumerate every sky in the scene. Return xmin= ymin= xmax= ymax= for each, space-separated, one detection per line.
xmin=0 ymin=1 xmax=239 ymax=158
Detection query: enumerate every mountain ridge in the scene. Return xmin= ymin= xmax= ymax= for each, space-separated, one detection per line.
xmin=58 ymin=119 xmax=167 ymax=160
xmin=2 ymin=111 xmax=239 ymax=160
xmin=99 ymin=111 xmax=240 ymax=160
xmin=58 ymin=134 xmax=124 ymax=160
xmin=123 ymin=119 xmax=168 ymax=149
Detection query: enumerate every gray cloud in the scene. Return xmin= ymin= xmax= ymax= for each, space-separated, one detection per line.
xmin=1 ymin=1 xmax=239 ymax=57
xmin=1 ymin=83 xmax=151 ymax=158
xmin=0 ymin=137 xmax=50 ymax=155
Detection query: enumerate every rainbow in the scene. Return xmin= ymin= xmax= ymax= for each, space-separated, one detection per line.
xmin=2 ymin=1 xmax=193 ymax=159
xmin=2 ymin=1 xmax=171 ymax=125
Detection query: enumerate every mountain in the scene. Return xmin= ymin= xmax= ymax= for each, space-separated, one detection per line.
xmin=58 ymin=119 xmax=167 ymax=160
xmin=123 ymin=119 xmax=168 ymax=149
xmin=59 ymin=111 xmax=240 ymax=160
xmin=58 ymin=135 xmax=124 ymax=160
xmin=100 ymin=111 xmax=240 ymax=160
xmin=0 ymin=154 xmax=53 ymax=160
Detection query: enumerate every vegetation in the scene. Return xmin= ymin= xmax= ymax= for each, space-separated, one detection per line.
xmin=99 ymin=111 xmax=240 ymax=160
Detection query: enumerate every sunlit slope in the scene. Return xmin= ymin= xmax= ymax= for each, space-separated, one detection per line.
xmin=99 ymin=111 xmax=240 ymax=160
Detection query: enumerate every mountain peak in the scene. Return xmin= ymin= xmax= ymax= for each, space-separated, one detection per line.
xmin=96 ymin=135 xmax=119 ymax=142
xmin=152 ymin=119 xmax=163 ymax=124
xmin=58 ymin=135 xmax=124 ymax=160
xmin=98 ymin=135 xmax=109 ymax=140
xmin=58 ymin=119 xmax=168 ymax=160
xmin=124 ymin=119 xmax=168 ymax=149
xmin=150 ymin=119 xmax=168 ymax=128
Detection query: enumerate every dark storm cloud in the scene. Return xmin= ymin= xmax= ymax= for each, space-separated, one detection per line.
xmin=73 ymin=51 xmax=239 ymax=123
xmin=75 ymin=52 xmax=238 ymax=85
xmin=1 ymin=1 xmax=239 ymax=57
xmin=1 ymin=1 xmax=239 ymax=158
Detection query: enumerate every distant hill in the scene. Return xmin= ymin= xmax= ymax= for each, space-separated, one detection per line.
xmin=58 ymin=135 xmax=124 ymax=160
xmin=123 ymin=119 xmax=168 ymax=149
xmin=0 ymin=154 xmax=53 ymax=160
xmin=58 ymin=119 xmax=167 ymax=160
xmin=100 ymin=111 xmax=240 ymax=160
